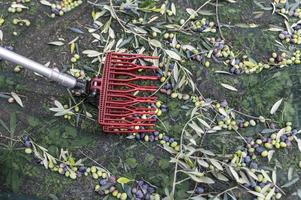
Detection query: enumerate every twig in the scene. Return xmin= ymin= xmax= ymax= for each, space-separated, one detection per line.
xmin=215 ymin=0 xmax=225 ymax=40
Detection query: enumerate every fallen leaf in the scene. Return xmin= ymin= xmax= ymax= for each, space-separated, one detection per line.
xmin=221 ymin=83 xmax=238 ymax=91
xmin=270 ymin=98 xmax=283 ymax=114
xmin=11 ymin=92 xmax=23 ymax=107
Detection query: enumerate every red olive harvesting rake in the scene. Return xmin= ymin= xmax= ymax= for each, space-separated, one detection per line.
xmin=0 ymin=46 xmax=160 ymax=134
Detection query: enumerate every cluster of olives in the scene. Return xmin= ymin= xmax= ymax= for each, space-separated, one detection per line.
xmin=191 ymin=18 xmax=216 ymax=33
xmin=63 ymin=104 xmax=80 ymax=120
xmin=23 ymin=136 xmax=138 ymax=199
xmin=8 ymin=1 xmax=30 ymax=13
xmin=130 ymin=181 xmax=160 ymax=200
xmin=70 ymin=53 xmax=80 ymax=63
xmin=133 ymin=131 xmax=180 ymax=151
xmin=12 ymin=18 xmax=31 ymax=26
xmin=154 ymin=100 xmax=167 ymax=116
xmin=279 ymin=25 xmax=301 ymax=45
xmin=49 ymin=0 xmax=83 ymax=18
xmin=226 ymin=124 xmax=297 ymax=199
xmin=287 ymin=8 xmax=301 ymax=19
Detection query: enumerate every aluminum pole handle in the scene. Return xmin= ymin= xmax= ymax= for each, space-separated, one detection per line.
xmin=0 ymin=46 xmax=77 ymax=88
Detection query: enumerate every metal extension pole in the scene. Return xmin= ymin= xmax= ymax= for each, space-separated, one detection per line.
xmin=0 ymin=46 xmax=77 ymax=88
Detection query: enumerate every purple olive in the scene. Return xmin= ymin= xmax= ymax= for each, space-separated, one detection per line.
xmin=136 ymin=190 xmax=144 ymax=198
xmin=79 ymin=166 xmax=86 ymax=173
xmin=249 ymin=181 xmax=256 ymax=188
xmin=195 ymin=187 xmax=204 ymax=194
xmin=169 ymin=138 xmax=175 ymax=143
xmin=108 ymin=175 xmax=116 ymax=183
xmin=142 ymin=183 xmax=149 ymax=191
xmin=220 ymin=100 xmax=228 ymax=107
xmin=135 ymin=134 xmax=141 ymax=140
xmin=292 ymin=129 xmax=298 ymax=135
xmin=249 ymin=162 xmax=258 ymax=169
xmin=161 ymin=108 xmax=167 ymax=112
xmin=145 ymin=193 xmax=151 ymax=200
xmin=163 ymin=136 xmax=170 ymax=142
xmin=131 ymin=187 xmax=138 ymax=194
xmin=149 ymin=135 xmax=155 ymax=142
xmin=256 ymin=146 xmax=264 ymax=153
xmin=244 ymin=156 xmax=251 ymax=163
xmin=153 ymin=131 xmax=159 ymax=136
xmin=280 ymin=135 xmax=288 ymax=141
xmin=147 ymin=187 xmax=155 ymax=193
xmin=24 ymin=140 xmax=32 ymax=147
xmin=99 ymin=179 xmax=108 ymax=186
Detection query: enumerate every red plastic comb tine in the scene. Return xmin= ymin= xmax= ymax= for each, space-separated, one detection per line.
xmin=108 ymin=82 xmax=157 ymax=93
xmin=111 ymin=71 xmax=159 ymax=81
xmin=110 ymin=61 xmax=158 ymax=71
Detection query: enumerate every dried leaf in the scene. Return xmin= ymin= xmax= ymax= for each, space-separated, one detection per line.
xmin=270 ymin=98 xmax=283 ymax=114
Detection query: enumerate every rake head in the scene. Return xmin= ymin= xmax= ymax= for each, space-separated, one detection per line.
xmin=90 ymin=52 xmax=160 ymax=134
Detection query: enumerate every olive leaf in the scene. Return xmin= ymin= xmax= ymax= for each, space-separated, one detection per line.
xmin=220 ymin=83 xmax=238 ymax=92
xmin=0 ymin=30 xmax=3 ymax=41
xmin=228 ymin=166 xmax=240 ymax=182
xmin=82 ymin=50 xmax=102 ymax=57
xmin=270 ymin=98 xmax=283 ymax=114
xmin=248 ymin=190 xmax=265 ymax=198
xmin=11 ymin=92 xmax=23 ymax=107
xmin=48 ymin=41 xmax=65 ymax=46
xmin=117 ymin=177 xmax=131 ymax=184
xmin=39 ymin=0 xmax=52 ymax=6
xmin=210 ymin=159 xmax=223 ymax=171
xmin=171 ymin=3 xmax=176 ymax=15
xmin=186 ymin=8 xmax=198 ymax=16
xmin=148 ymin=39 xmax=162 ymax=48
xmin=165 ymin=49 xmax=181 ymax=61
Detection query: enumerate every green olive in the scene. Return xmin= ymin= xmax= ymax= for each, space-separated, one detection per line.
xmin=25 ymin=148 xmax=32 ymax=154
xmin=180 ymin=19 xmax=185 ymax=25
